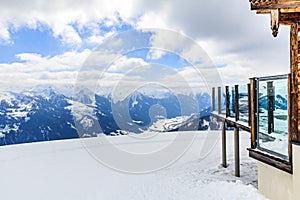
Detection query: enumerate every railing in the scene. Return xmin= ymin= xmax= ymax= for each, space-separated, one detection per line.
xmin=211 ymin=84 xmax=251 ymax=130
xmin=211 ymin=74 xmax=291 ymax=176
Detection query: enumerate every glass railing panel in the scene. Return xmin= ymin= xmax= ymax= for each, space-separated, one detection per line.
xmin=213 ymin=88 xmax=219 ymax=112
xmin=257 ymin=75 xmax=288 ymax=159
xmin=220 ymin=87 xmax=226 ymax=115
xmin=229 ymin=86 xmax=235 ymax=118
xmin=238 ymin=85 xmax=249 ymax=123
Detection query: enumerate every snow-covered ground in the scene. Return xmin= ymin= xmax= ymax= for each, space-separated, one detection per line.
xmin=0 ymin=131 xmax=266 ymax=200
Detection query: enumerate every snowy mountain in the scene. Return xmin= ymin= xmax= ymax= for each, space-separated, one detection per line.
xmin=258 ymin=94 xmax=288 ymax=111
xmin=0 ymin=87 xmax=212 ymax=146
xmin=0 ymin=88 xmax=78 ymax=145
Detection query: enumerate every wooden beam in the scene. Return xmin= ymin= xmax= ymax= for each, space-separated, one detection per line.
xmin=248 ymin=83 xmax=252 ymax=127
xmin=290 ymin=23 xmax=299 ymax=142
xmin=235 ymin=85 xmax=239 ymax=121
xmin=250 ymin=0 xmax=300 ymax=10
xmin=271 ymin=9 xmax=280 ymax=36
xmin=234 ymin=127 xmax=240 ymax=177
xmin=280 ymin=7 xmax=300 ymax=13
xmin=222 ymin=121 xmax=227 ymax=168
xmin=257 ymin=9 xmax=271 ymax=14
xmin=279 ymin=13 xmax=300 ymax=25
xmin=250 ymin=78 xmax=258 ymax=149
xmin=248 ymin=148 xmax=292 ymax=174
xmin=225 ymin=86 xmax=230 ymax=117
xmin=288 ymin=74 xmax=293 ymax=163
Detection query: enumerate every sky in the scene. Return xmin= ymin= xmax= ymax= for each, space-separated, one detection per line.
xmin=0 ymin=0 xmax=291 ymax=96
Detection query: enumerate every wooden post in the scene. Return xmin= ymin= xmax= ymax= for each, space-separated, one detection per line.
xmin=222 ymin=121 xmax=227 ymax=168
xmin=267 ymin=81 xmax=275 ymax=134
xmin=288 ymin=74 xmax=293 ymax=163
xmin=226 ymin=86 xmax=230 ymax=117
xmin=232 ymin=87 xmax=235 ymax=115
xmin=218 ymin=87 xmax=221 ymax=114
xmin=248 ymin=83 xmax=251 ymax=127
xmin=234 ymin=125 xmax=240 ymax=177
xmin=212 ymin=88 xmax=215 ymax=111
xmin=250 ymin=78 xmax=258 ymax=149
xmin=234 ymin=85 xmax=240 ymax=177
xmin=290 ymin=22 xmax=299 ymax=143
xmin=235 ymin=85 xmax=239 ymax=121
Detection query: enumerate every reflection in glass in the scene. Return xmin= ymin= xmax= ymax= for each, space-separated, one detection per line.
xmin=214 ymin=88 xmax=218 ymax=112
xmin=221 ymin=87 xmax=226 ymax=115
xmin=239 ymin=85 xmax=249 ymax=123
xmin=257 ymin=75 xmax=288 ymax=159
xmin=228 ymin=87 xmax=235 ymax=118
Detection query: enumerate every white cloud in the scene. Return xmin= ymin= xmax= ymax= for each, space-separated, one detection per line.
xmin=108 ymin=56 xmax=148 ymax=73
xmin=134 ymin=0 xmax=290 ymax=84
xmin=53 ymin=25 xmax=82 ymax=47
xmin=11 ymin=49 xmax=91 ymax=72
xmin=0 ymin=0 xmax=291 ymax=87
xmin=0 ymin=49 xmax=92 ymax=91
xmin=0 ymin=0 xmax=136 ymax=46
xmin=0 ymin=28 xmax=10 ymax=44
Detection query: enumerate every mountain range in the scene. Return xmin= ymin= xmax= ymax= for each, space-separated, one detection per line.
xmin=0 ymin=87 xmax=212 ymax=146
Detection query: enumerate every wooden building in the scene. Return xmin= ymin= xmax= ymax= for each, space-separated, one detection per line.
xmin=248 ymin=1 xmax=300 ymax=199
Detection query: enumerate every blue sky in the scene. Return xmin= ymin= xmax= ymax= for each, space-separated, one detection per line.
xmin=0 ymin=0 xmax=290 ymax=94
xmin=0 ymin=27 xmax=63 ymax=63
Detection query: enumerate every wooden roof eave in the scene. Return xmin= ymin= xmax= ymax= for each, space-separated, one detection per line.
xmin=249 ymin=1 xmax=300 ymax=36
xmin=250 ymin=0 xmax=300 ymax=10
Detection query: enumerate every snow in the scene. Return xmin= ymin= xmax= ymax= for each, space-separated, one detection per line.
xmin=0 ymin=130 xmax=265 ymax=200
xmin=66 ymin=99 xmax=97 ymax=128
xmin=149 ymin=114 xmax=198 ymax=132
xmin=258 ymin=108 xmax=288 ymax=157
xmin=131 ymin=100 xmax=138 ymax=108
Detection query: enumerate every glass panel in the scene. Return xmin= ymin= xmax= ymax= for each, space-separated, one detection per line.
xmin=238 ymin=85 xmax=249 ymax=123
xmin=220 ymin=87 xmax=226 ymax=115
xmin=213 ymin=88 xmax=218 ymax=112
xmin=257 ymin=76 xmax=288 ymax=159
xmin=229 ymin=87 xmax=235 ymax=118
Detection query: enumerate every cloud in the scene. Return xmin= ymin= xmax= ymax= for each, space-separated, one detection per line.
xmin=108 ymin=56 xmax=148 ymax=73
xmin=134 ymin=0 xmax=290 ymax=84
xmin=0 ymin=0 xmax=134 ymax=46
xmin=0 ymin=23 xmax=11 ymax=44
xmin=53 ymin=25 xmax=82 ymax=46
xmin=0 ymin=49 xmax=92 ymax=91
xmin=0 ymin=0 xmax=291 ymax=86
